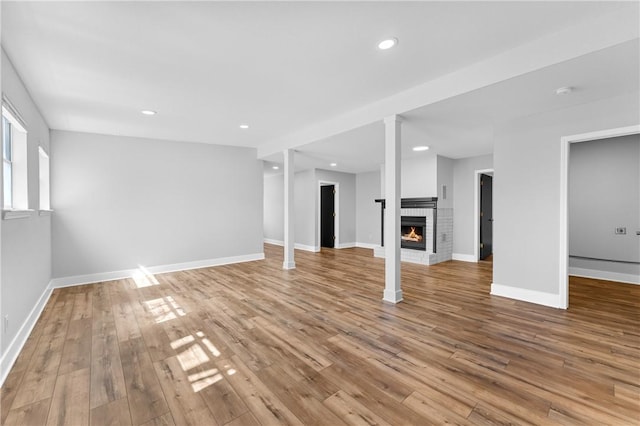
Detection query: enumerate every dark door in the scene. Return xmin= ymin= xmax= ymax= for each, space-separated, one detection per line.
xmin=321 ymin=185 xmax=335 ymax=248
xmin=480 ymin=174 xmax=493 ymax=260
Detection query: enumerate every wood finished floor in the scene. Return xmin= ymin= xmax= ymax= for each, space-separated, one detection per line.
xmin=2 ymin=244 xmax=639 ymax=425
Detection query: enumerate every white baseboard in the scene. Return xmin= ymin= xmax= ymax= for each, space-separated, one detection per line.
xmin=0 ymin=281 xmax=54 ymax=386
xmin=355 ymin=242 xmax=377 ymax=250
xmin=569 ymin=267 xmax=640 ymax=285
xmin=452 ymin=253 xmax=477 ymax=262
xmin=50 ymin=252 xmax=265 ymax=288
xmin=263 ymin=239 xmax=319 ymax=253
xmin=491 ymin=283 xmax=563 ymax=309
xmin=336 ymin=242 xmax=356 ymax=249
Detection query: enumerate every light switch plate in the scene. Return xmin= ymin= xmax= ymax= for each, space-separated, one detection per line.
xmin=615 ymin=227 xmax=627 ymax=235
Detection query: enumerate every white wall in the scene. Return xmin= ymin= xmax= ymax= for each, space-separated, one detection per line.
xmin=452 ymin=154 xmax=493 ymax=258
xmin=356 ymin=170 xmax=381 ymax=247
xmin=569 ymin=134 xmax=639 ymax=280
xmin=493 ymin=92 xmax=639 ymax=304
xmin=1 ymin=50 xmax=52 ymax=370
xmin=263 ymin=173 xmax=284 ymax=242
xmin=380 ymin=154 xmax=438 ymax=198
xmin=316 ymin=169 xmax=356 ymax=247
xmin=51 ymin=130 xmax=264 ymax=279
xmin=401 ymin=154 xmax=437 ymax=198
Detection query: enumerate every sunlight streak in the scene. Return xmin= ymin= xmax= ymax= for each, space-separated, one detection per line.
xmin=143 ymin=296 xmax=186 ymax=324
xmin=177 ymin=344 xmax=210 ymax=372
xmin=132 ymin=266 xmax=159 ymax=288
xmin=170 ymin=335 xmax=195 ymax=350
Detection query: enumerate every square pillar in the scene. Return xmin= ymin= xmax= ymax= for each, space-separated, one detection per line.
xmin=383 ymin=115 xmax=403 ymax=303
xmin=283 ymin=149 xmax=296 ymax=269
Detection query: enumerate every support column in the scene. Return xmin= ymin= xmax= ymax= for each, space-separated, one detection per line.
xmin=383 ymin=115 xmax=403 ymax=303
xmin=283 ymin=149 xmax=296 ymax=270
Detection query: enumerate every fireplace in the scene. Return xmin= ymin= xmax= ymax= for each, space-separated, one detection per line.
xmin=401 ymin=216 xmax=426 ymax=251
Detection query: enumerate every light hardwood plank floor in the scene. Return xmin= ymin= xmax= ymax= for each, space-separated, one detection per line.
xmin=2 ymin=244 xmax=639 ymax=425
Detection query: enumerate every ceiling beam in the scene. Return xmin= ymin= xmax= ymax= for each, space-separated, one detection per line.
xmin=257 ymin=5 xmax=639 ymax=159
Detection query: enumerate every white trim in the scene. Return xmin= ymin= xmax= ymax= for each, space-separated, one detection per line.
xmin=569 ymin=267 xmax=640 ymax=285
xmin=296 ymin=243 xmax=320 ymax=253
xmin=317 ymin=181 xmax=340 ymax=249
xmin=0 ymin=281 xmax=54 ymax=386
xmin=2 ymin=209 xmax=34 ymax=220
xmin=355 ymin=242 xmax=377 ymax=250
xmin=559 ymin=125 xmax=640 ymax=310
xmin=474 ymin=168 xmax=494 ymax=262
xmin=383 ymin=289 xmax=403 ymax=304
xmin=336 ymin=242 xmax=356 ymax=249
xmin=38 ymin=209 xmax=53 ymax=216
xmin=452 ymin=253 xmax=477 ymax=262
xmin=491 ymin=283 xmax=562 ymax=309
xmin=50 ymin=253 xmax=265 ymax=288
xmin=263 ymin=239 xmax=320 ymax=253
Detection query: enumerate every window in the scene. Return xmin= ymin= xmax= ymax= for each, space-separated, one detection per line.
xmin=2 ymin=115 xmax=12 ymax=208
xmin=39 ymin=146 xmax=50 ymax=210
xmin=2 ymin=104 xmax=28 ymax=212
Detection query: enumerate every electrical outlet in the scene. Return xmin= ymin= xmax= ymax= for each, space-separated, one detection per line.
xmin=615 ymin=227 xmax=627 ymax=235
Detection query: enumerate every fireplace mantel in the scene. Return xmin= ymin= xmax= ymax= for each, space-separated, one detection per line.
xmin=374 ymin=197 xmax=438 ymax=209
xmin=374 ymin=197 xmax=438 ymax=252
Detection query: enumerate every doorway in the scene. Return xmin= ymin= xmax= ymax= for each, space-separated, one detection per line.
xmin=320 ymin=184 xmax=336 ymax=248
xmin=560 ymin=125 xmax=640 ymax=309
xmin=474 ymin=168 xmax=494 ymax=261
xmin=479 ymin=173 xmax=493 ymax=260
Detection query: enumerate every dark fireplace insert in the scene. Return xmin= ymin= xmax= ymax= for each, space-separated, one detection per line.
xmin=401 ymin=216 xmax=426 ymax=251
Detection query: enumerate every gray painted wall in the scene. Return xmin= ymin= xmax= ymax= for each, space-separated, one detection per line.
xmin=437 ymin=155 xmax=454 ymax=209
xmin=1 ymin=50 xmax=52 ymax=355
xmin=263 ymin=168 xmax=357 ymax=248
xmin=493 ymin=92 xmax=639 ymax=295
xmin=569 ymin=134 xmax=639 ymax=276
xmin=356 ymin=170 xmax=381 ymax=246
xmin=316 ymin=169 xmax=356 ymax=247
xmin=294 ymin=169 xmax=317 ymax=248
xmin=452 ymin=154 xmax=493 ymax=257
xmin=263 ymin=173 xmax=284 ymax=242
xmin=51 ymin=130 xmax=263 ymax=278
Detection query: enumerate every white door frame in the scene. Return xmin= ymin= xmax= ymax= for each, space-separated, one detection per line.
xmin=317 ymin=181 xmax=339 ymax=250
xmin=474 ymin=168 xmax=494 ymax=262
xmin=559 ymin=124 xmax=640 ymax=309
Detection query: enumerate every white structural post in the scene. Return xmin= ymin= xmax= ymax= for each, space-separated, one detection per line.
xmin=283 ymin=149 xmax=296 ymax=270
xmin=383 ymin=115 xmax=403 ymax=303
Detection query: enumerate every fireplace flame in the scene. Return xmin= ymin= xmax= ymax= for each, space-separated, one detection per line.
xmin=402 ymin=226 xmax=423 ymax=242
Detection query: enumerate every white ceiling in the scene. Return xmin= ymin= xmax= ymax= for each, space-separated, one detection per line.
xmin=264 ymin=38 xmax=640 ymax=175
xmin=2 ymin=1 xmax=633 ymax=157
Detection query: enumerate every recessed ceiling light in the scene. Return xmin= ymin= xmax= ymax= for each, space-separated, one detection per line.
xmin=413 ymin=146 xmax=430 ymax=152
xmin=141 ymin=110 xmax=156 ymax=116
xmin=555 ymin=86 xmax=573 ymax=95
xmin=272 ymin=166 xmax=279 ymax=170
xmin=330 ymin=163 xmax=337 ymax=167
xmin=239 ymin=124 xmax=249 ymax=129
xmin=378 ymin=38 xmax=398 ymax=50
